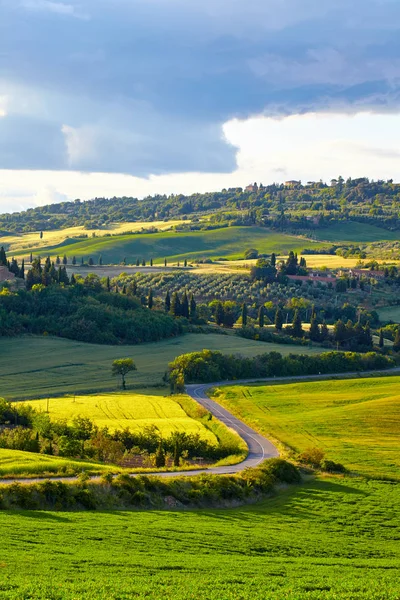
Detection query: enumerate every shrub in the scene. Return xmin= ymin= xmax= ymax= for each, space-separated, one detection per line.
xmin=321 ymin=459 xmax=347 ymax=473
xmin=298 ymin=447 xmax=325 ymax=468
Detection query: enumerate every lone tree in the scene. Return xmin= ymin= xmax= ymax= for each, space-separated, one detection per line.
xmin=112 ymin=358 xmax=137 ymax=390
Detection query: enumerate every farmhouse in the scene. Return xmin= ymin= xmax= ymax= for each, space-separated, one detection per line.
xmin=345 ymin=269 xmax=386 ymax=280
xmin=0 ymin=266 xmax=15 ymax=282
xmin=284 ymin=180 xmax=301 ymax=188
xmin=287 ymin=271 xmax=336 ymax=286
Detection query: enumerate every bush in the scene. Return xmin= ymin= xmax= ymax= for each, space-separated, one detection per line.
xmin=298 ymin=447 xmax=325 ymax=468
xmin=321 ymin=459 xmax=347 ymax=473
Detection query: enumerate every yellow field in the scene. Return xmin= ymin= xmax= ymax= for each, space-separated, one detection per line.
xmin=0 ymin=448 xmax=115 ymax=478
xmin=23 ymin=390 xmax=218 ymax=443
xmin=0 ymin=220 xmax=187 ymax=255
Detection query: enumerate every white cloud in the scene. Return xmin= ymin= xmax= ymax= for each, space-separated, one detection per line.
xmin=1 ymin=110 xmax=400 ymax=213
xmin=21 ymin=1 xmax=89 ymax=19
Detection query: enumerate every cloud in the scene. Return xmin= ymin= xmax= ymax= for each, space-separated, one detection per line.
xmin=21 ymin=0 xmax=89 ymax=19
xmin=1 ymin=0 xmax=400 ymax=177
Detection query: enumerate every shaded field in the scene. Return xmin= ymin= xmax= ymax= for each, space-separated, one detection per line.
xmin=212 ymin=377 xmax=400 ymax=478
xmin=379 ymin=305 xmax=400 ymax=323
xmin=22 ymin=391 xmax=217 ymax=442
xmin=313 ymin=221 xmax=399 ymax=243
xmin=0 ymin=448 xmax=115 ymax=478
xmin=0 ymin=334 xmax=320 ymax=400
xmin=13 ymin=226 xmax=323 ymax=262
xmin=0 ymin=476 xmax=399 ymax=599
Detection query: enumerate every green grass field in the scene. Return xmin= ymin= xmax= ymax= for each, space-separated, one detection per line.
xmin=22 ymin=391 xmax=218 ymax=442
xmin=0 ymin=448 xmax=115 ymax=478
xmin=379 ymin=305 xmax=400 ymax=323
xmin=0 ymin=333 xmax=320 ymax=400
xmin=13 ymin=226 xmax=323 ymax=262
xmin=313 ymin=221 xmax=399 ymax=243
xmin=0 ymin=476 xmax=399 ymax=599
xmin=212 ymin=377 xmax=400 ymax=479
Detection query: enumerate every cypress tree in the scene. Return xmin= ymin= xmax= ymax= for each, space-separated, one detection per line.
xmin=29 ymin=252 xmax=33 ymax=264
xmin=182 ymin=291 xmax=189 ymax=318
xmin=99 ymin=255 xmax=103 ymax=266
xmin=171 ymin=292 xmax=181 ymax=317
xmin=155 ymin=442 xmax=166 ymax=468
xmin=184 ymin=259 xmax=187 ymax=267
xmin=81 ymin=257 xmax=84 ymax=266
xmin=241 ymin=303 xmax=247 ymax=327
xmin=148 ymin=288 xmax=154 ymax=309
xmin=122 ymin=284 xmax=127 ymax=294
xmin=215 ymin=301 xmax=224 ymax=326
xmin=88 ymin=257 xmax=94 ymax=266
xmin=63 ymin=255 xmax=68 ymax=265
xmin=165 ymin=290 xmax=171 ymax=313
xmin=274 ymin=307 xmax=283 ymax=331
xmin=258 ymin=306 xmax=264 ymax=328
xmin=320 ymin=321 xmax=329 ymax=341
xmin=271 ymin=252 xmax=276 ymax=268
xmin=70 ymin=273 xmax=76 ymax=285
xmin=379 ymin=329 xmax=384 ymax=348
xmin=150 ymin=258 xmax=153 ymax=267
xmin=309 ymin=316 xmax=320 ymax=342
xmin=19 ymin=258 xmax=25 ymax=279
xmin=142 ymin=259 xmax=146 ymax=267
xmin=393 ymin=328 xmax=400 ymax=352
xmin=292 ymin=310 xmax=303 ymax=338
xmin=131 ymin=280 xmax=138 ymax=296
xmin=173 ymin=443 xmax=180 ymax=467
xmin=136 ymin=258 xmax=140 ymax=267
xmin=164 ymin=258 xmax=167 ymax=267
xmin=189 ymin=294 xmax=197 ymax=320
xmin=106 ymin=276 xmax=111 ymax=292
xmin=56 ymin=255 xmax=61 ymax=265
xmin=72 ymin=256 xmax=76 ymax=265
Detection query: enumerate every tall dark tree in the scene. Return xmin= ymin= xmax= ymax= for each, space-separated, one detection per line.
xmin=165 ymin=290 xmax=171 ymax=313
xmin=72 ymin=256 xmax=76 ymax=265
xmin=148 ymin=288 xmax=154 ymax=310
xmin=274 ymin=307 xmax=283 ymax=331
xmin=106 ymin=276 xmax=111 ymax=292
xmin=393 ymin=328 xmax=400 ymax=352
xmin=63 ymin=255 xmax=68 ymax=265
xmin=88 ymin=257 xmax=94 ymax=266
xmin=164 ymin=258 xmax=167 ymax=267
xmin=270 ymin=252 xmax=276 ymax=268
xmin=320 ymin=321 xmax=329 ymax=341
xmin=189 ymin=294 xmax=197 ymax=320
xmin=291 ymin=310 xmax=303 ymax=338
xmin=378 ymin=329 xmax=384 ymax=348
xmin=241 ymin=303 xmax=248 ymax=327
xmin=258 ymin=305 xmax=264 ymax=328
xmin=98 ymin=255 xmax=103 ymax=266
xmin=181 ymin=291 xmax=189 ymax=318
xmin=309 ymin=317 xmax=320 ymax=342
xmin=136 ymin=258 xmax=140 ymax=267
xmin=150 ymin=258 xmax=153 ymax=267
xmin=1 ymin=247 xmax=9 ymax=266
xmin=29 ymin=252 xmax=33 ymax=264
xmin=19 ymin=258 xmax=25 ymax=280
xmin=215 ymin=301 xmax=224 ymax=326
xmin=170 ymin=292 xmax=181 ymax=317
xmin=56 ymin=255 xmax=61 ymax=265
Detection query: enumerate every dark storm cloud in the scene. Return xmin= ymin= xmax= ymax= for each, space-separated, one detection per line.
xmin=0 ymin=0 xmax=400 ymax=174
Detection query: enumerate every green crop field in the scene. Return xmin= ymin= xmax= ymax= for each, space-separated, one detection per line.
xmin=212 ymin=376 xmax=400 ymax=479
xmin=312 ymin=221 xmax=399 ymax=243
xmin=0 ymin=476 xmax=399 ymax=599
xmin=0 ymin=333 xmax=320 ymax=400
xmin=22 ymin=391 xmax=217 ymax=442
xmin=0 ymin=448 xmax=115 ymax=478
xmin=13 ymin=226 xmax=324 ymax=262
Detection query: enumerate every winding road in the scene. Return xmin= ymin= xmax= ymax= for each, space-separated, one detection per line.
xmin=1 ymin=368 xmax=398 ymax=486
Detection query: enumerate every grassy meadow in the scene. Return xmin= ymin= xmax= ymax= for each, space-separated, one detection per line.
xmin=0 ymin=448 xmax=115 ymax=478
xmin=212 ymin=376 xmax=400 ymax=479
xmin=22 ymin=391 xmax=218 ymax=442
xmin=312 ymin=221 xmax=400 ymax=243
xmin=12 ymin=226 xmax=324 ymax=262
xmin=0 ymin=221 xmax=186 ymax=254
xmin=0 ymin=333 xmax=320 ymax=400
xmin=0 ymin=476 xmax=399 ymax=599
xmin=379 ymin=305 xmax=400 ymax=323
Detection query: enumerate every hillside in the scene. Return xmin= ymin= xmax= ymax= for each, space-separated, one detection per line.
xmin=12 ymin=226 xmax=323 ymax=263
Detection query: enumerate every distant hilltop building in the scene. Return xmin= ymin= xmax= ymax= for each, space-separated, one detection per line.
xmin=245 ymin=183 xmax=258 ymax=193
xmin=0 ymin=266 xmax=15 ymax=282
xmin=284 ymin=180 xmax=301 ymax=188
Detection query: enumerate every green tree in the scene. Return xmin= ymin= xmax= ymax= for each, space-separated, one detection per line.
xmin=189 ymin=294 xmax=197 ymax=320
xmin=148 ymin=288 xmax=154 ymax=310
xmin=63 ymin=255 xmax=68 ymax=265
xmin=112 ymin=358 xmax=137 ymax=390
xmin=155 ymin=442 xmax=166 ymax=468
xmin=170 ymin=292 xmax=181 ymax=317
xmin=291 ymin=310 xmax=303 ymax=338
xmin=241 ymin=303 xmax=248 ymax=327
xmin=379 ymin=329 xmax=384 ymax=348
xmin=393 ymin=328 xmax=400 ymax=352
xmin=181 ymin=291 xmax=189 ymax=318
xmin=274 ymin=308 xmax=283 ymax=331
xmin=258 ymin=305 xmax=264 ymax=328
xmin=215 ymin=301 xmax=224 ymax=326
xmin=165 ymin=290 xmax=171 ymax=313
xmin=309 ymin=317 xmax=320 ymax=342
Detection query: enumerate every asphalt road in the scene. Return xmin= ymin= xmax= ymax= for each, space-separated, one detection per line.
xmin=1 ymin=367 xmax=398 ymax=486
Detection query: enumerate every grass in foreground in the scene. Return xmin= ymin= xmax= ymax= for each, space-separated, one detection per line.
xmin=0 ymin=333 xmax=319 ymax=400
xmin=0 ymin=476 xmax=399 ymax=599
xmin=23 ymin=390 xmax=218 ymax=442
xmin=212 ymin=376 xmax=400 ymax=479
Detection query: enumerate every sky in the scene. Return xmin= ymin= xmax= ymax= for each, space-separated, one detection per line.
xmin=1 ymin=0 xmax=400 ymax=212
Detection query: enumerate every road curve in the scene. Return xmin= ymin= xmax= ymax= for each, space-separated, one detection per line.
xmin=1 ymin=367 xmax=398 ymax=486
xmin=0 ymin=381 xmax=279 ymax=487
